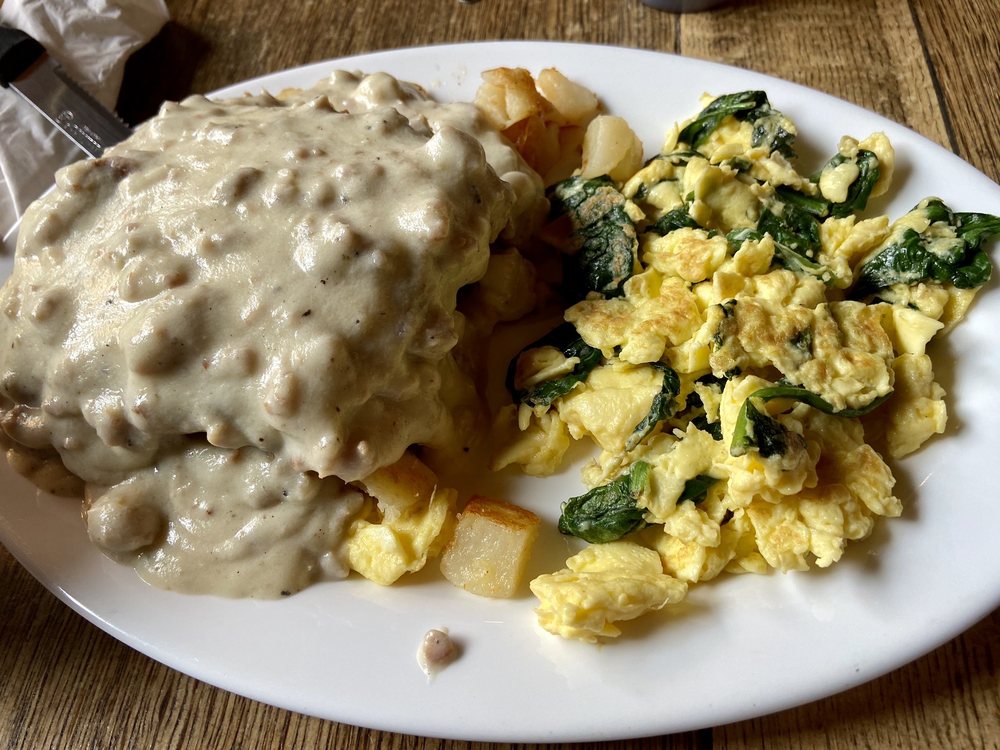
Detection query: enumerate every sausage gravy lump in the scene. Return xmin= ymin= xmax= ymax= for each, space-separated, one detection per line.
xmin=0 ymin=72 xmax=546 ymax=597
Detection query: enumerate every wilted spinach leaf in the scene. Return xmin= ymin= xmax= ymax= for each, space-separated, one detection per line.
xmin=548 ymin=176 xmax=638 ymax=299
xmin=505 ymin=322 xmax=603 ymax=409
xmin=678 ymin=90 xmax=796 ymax=158
xmin=730 ymin=384 xmax=890 ymax=457
xmin=851 ymin=199 xmax=998 ymax=298
xmin=558 ymin=461 xmax=651 ymax=543
xmin=626 ymin=363 xmax=681 ymax=450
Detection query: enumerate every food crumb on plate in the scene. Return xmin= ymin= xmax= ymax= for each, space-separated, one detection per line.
xmin=417 ymin=627 xmax=460 ymax=677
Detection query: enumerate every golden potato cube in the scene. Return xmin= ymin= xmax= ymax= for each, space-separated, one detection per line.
xmin=580 ymin=115 xmax=644 ymax=182
xmin=536 ymin=67 xmax=599 ymax=125
xmin=440 ymin=496 xmax=541 ymax=598
xmin=476 ymin=67 xmax=549 ymax=129
xmin=359 ymin=452 xmax=437 ymax=521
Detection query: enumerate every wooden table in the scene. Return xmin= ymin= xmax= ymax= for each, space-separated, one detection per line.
xmin=2 ymin=0 xmax=998 ymax=747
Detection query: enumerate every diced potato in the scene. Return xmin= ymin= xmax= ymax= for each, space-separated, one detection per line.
xmin=476 ymin=67 xmax=551 ymax=130
xmin=440 ymin=496 xmax=541 ymax=598
xmin=358 ymin=451 xmax=437 ymax=522
xmin=536 ymin=68 xmax=599 ymax=124
xmin=476 ymin=67 xmax=603 ymax=186
xmin=502 ymin=115 xmax=562 ymax=176
xmin=544 ymin=125 xmax=587 ymax=185
xmin=579 ymin=115 xmax=644 ymax=182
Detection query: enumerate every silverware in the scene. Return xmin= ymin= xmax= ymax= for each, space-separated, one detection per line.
xmin=0 ymin=25 xmax=131 ymax=158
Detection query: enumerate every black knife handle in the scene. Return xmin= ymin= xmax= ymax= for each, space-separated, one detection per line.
xmin=0 ymin=26 xmax=45 ymax=88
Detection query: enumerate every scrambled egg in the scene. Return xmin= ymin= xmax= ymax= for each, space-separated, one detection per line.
xmin=529 ymin=541 xmax=687 ymax=641
xmin=346 ymin=486 xmax=456 ymax=585
xmin=492 ymin=89 xmax=995 ymax=641
xmin=708 ymin=298 xmax=896 ymax=411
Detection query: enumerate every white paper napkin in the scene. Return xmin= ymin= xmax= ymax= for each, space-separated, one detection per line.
xmin=0 ymin=0 xmax=170 ymax=239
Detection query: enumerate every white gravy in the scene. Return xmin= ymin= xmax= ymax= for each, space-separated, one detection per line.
xmin=0 ymin=72 xmax=544 ymax=597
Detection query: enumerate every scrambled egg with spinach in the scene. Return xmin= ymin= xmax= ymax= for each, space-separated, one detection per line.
xmin=492 ymin=90 xmax=999 ymax=642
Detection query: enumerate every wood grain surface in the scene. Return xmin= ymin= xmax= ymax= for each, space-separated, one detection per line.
xmin=2 ymin=0 xmax=999 ymax=747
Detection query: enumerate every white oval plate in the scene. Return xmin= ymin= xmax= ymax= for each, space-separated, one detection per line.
xmin=1 ymin=42 xmax=999 ymax=743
